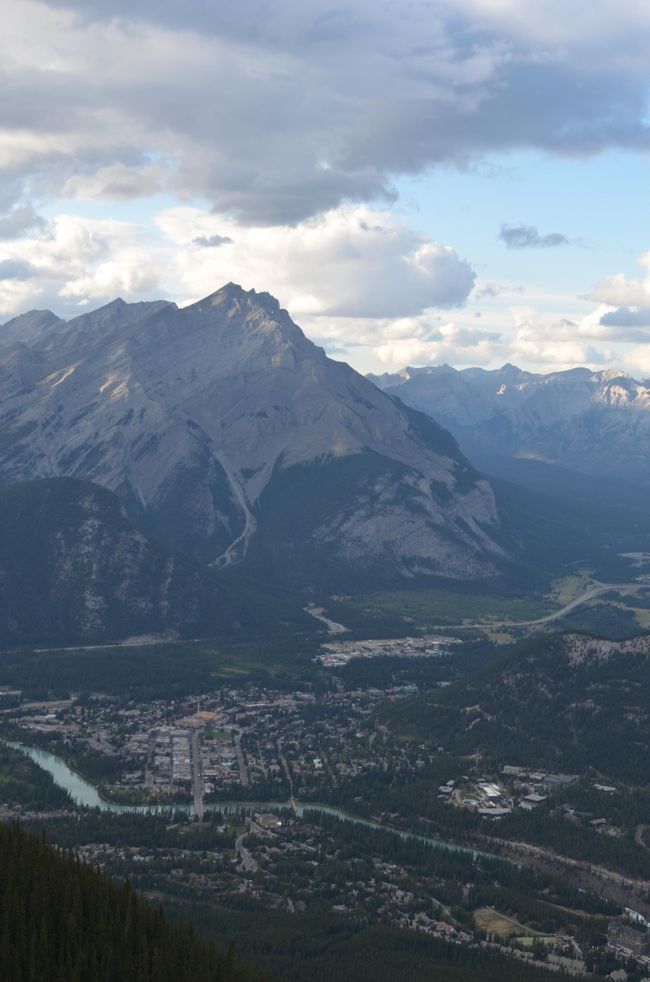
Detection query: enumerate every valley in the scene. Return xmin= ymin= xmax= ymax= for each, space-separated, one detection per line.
xmin=1 ymin=625 xmax=650 ymax=979
xmin=2 ymin=292 xmax=650 ymax=980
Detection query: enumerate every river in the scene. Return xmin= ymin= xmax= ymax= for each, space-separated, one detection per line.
xmin=13 ymin=741 xmax=498 ymax=863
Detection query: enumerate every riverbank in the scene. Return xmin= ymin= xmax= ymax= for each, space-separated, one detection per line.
xmin=12 ymin=741 xmax=497 ymax=864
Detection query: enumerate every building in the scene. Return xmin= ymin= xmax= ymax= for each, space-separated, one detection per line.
xmin=608 ymin=921 xmax=650 ymax=958
xmin=520 ymin=793 xmax=547 ymax=811
xmin=541 ymin=773 xmax=578 ymax=792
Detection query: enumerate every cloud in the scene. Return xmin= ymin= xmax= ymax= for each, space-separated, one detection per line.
xmin=475 ymin=281 xmax=524 ymax=298
xmin=599 ymin=306 xmax=650 ymax=328
xmin=62 ymin=163 xmax=165 ymax=201
xmin=499 ymin=224 xmax=570 ymax=249
xmin=1 ymin=0 xmax=650 ymax=224
xmin=0 ymin=204 xmax=45 ymax=239
xmin=0 ymin=214 xmax=161 ymax=315
xmin=0 ymin=259 xmax=36 ymax=280
xmin=585 ymin=251 xmax=650 ymax=306
xmin=192 ymin=233 xmax=233 ymax=248
xmin=158 ymin=205 xmax=476 ymax=318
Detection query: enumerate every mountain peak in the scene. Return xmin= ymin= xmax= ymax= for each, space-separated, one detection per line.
xmin=0 ymin=308 xmax=64 ymax=347
xmin=195 ymin=282 xmax=281 ymax=314
xmin=0 ymin=286 xmax=502 ymax=584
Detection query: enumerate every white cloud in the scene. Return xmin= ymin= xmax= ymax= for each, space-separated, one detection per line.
xmin=0 ymin=213 xmax=161 ymax=315
xmin=156 ymin=205 xmax=476 ymax=318
xmin=585 ymin=252 xmax=650 ymax=307
xmin=62 ymin=163 xmax=165 ymax=201
xmin=2 ymin=0 xmax=650 ymax=225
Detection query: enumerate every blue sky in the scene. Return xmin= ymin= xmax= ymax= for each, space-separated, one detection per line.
xmin=2 ymin=0 xmax=650 ymax=377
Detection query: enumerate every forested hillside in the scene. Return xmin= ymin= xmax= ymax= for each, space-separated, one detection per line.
xmin=382 ymin=632 xmax=650 ymax=782
xmin=0 ymin=823 xmax=266 ymax=982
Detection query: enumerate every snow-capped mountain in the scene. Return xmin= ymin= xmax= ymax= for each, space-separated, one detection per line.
xmin=0 ymin=285 xmax=503 ymax=584
xmin=369 ymin=363 xmax=650 ymax=481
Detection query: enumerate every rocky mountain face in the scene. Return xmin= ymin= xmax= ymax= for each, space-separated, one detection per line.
xmin=0 ymin=478 xmax=275 ymax=646
xmin=0 ymin=285 xmax=504 ymax=585
xmin=369 ymin=363 xmax=650 ymax=481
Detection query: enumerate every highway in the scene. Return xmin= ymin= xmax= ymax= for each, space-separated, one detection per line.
xmin=425 ymin=581 xmax=646 ymax=632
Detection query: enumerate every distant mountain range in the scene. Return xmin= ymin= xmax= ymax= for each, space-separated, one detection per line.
xmin=0 ymin=285 xmax=505 ymax=594
xmin=368 ymin=363 xmax=650 ymax=482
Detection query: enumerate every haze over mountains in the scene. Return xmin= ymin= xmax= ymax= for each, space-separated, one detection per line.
xmin=369 ymin=363 xmax=650 ymax=483
xmin=0 ymin=286 xmax=505 ymax=633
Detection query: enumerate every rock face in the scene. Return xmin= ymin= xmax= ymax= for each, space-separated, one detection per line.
xmin=369 ymin=363 xmax=650 ymax=481
xmin=0 ymin=285 xmax=503 ymax=584
xmin=0 ymin=478 xmax=261 ymax=646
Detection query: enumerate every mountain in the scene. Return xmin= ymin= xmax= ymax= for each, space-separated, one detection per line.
xmin=368 ymin=363 xmax=650 ymax=483
xmin=0 ymin=308 xmax=63 ymax=346
xmin=0 ymin=477 xmax=294 ymax=646
xmin=382 ymin=632 xmax=650 ymax=783
xmin=0 ymin=285 xmax=504 ymax=587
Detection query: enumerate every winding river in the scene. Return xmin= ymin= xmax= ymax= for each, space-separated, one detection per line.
xmin=14 ymin=742 xmax=498 ymax=863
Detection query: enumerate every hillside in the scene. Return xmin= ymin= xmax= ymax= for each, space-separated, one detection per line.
xmin=0 ymin=478 xmax=304 ymax=646
xmin=382 ymin=632 xmax=650 ymax=783
xmin=0 ymin=285 xmax=504 ymax=587
xmin=0 ymin=822 xmax=265 ymax=982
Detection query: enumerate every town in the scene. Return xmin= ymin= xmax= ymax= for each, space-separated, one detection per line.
xmin=2 ymin=643 xmax=650 ymax=979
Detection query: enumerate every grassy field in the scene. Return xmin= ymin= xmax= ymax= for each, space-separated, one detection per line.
xmin=333 ymin=589 xmax=554 ymax=631
xmin=546 ymin=571 xmax=595 ymax=607
xmin=0 ymin=635 xmax=323 ymax=701
xmin=473 ymin=908 xmax=551 ymax=942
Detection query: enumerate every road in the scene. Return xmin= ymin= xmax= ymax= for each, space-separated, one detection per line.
xmin=426 ymin=581 xmax=645 ymax=632
xmin=304 ymin=606 xmax=349 ymax=634
xmin=235 ymin=832 xmax=258 ymax=872
xmin=190 ymin=730 xmax=204 ymax=820
xmin=234 ymin=731 xmax=249 ymax=788
xmin=277 ymin=738 xmax=294 ymax=797
xmin=635 ymin=825 xmax=649 ymax=851
xmin=24 ymin=580 xmax=647 ymax=656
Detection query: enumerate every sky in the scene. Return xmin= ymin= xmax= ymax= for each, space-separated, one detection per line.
xmin=2 ymin=0 xmax=650 ymax=376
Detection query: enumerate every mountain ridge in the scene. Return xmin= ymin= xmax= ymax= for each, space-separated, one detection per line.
xmin=0 ymin=285 xmax=504 ymax=586
xmin=368 ymin=361 xmax=650 ymax=482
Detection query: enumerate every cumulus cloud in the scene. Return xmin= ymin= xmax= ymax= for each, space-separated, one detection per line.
xmin=157 ymin=205 xmax=476 ymax=318
xmin=2 ymin=0 xmax=650 ymax=224
xmin=499 ymin=224 xmax=570 ymax=249
xmin=375 ymin=322 xmax=502 ymax=367
xmin=0 ymin=214 xmax=161 ymax=315
xmin=585 ymin=252 xmax=650 ymax=307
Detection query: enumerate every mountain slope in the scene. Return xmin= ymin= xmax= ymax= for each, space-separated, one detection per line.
xmin=369 ymin=363 xmax=650 ymax=482
xmin=0 ymin=477 xmax=294 ymax=646
xmin=0 ymin=285 xmax=504 ymax=585
xmin=0 ymin=822 xmax=266 ymax=982
xmin=383 ymin=632 xmax=650 ymax=783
